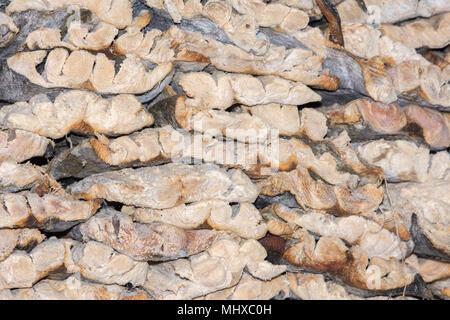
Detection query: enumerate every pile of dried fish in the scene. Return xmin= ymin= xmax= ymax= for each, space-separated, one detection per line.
xmin=0 ymin=0 xmax=448 ymax=300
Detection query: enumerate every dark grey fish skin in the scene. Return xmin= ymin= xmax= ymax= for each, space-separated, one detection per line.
xmin=315 ymin=87 xmax=450 ymax=112
xmin=259 ymin=27 xmax=307 ymax=50
xmin=323 ymin=48 xmax=368 ymax=96
xmin=37 ymin=217 xmax=88 ymax=233
xmin=0 ymin=10 xmax=70 ymax=60
xmin=0 ymin=0 xmax=8 ymax=10
xmin=145 ymin=5 xmax=309 ymax=52
xmin=0 ymin=9 xmax=73 ymax=102
xmin=49 ymin=140 xmax=114 ymax=180
xmin=0 ymin=59 xmax=64 ymax=103
xmin=144 ymin=6 xmax=234 ymax=45
xmin=48 ymin=138 xmax=169 ymax=180
xmin=254 ymin=193 xmax=303 ymax=210
xmin=342 ymin=274 xmax=433 ymax=300
xmin=410 ymin=214 xmax=450 ymax=262
xmin=66 ymin=223 xmax=84 ymax=242
xmin=135 ymin=69 xmax=174 ymax=103
xmin=147 ymin=95 xmax=182 ymax=128
xmin=326 ymin=121 xmax=432 ymax=150
xmin=316 ymin=0 xmax=344 ymax=46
